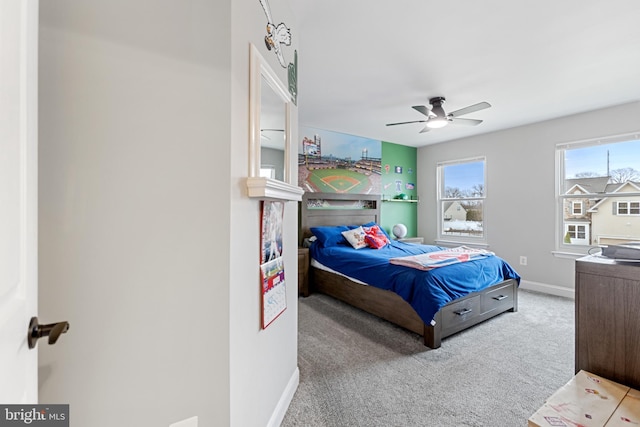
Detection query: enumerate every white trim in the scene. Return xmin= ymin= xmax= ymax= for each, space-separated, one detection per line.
xmin=248 ymin=43 xmax=295 ymax=189
xmin=555 ymin=130 xmax=640 ymax=150
xmin=436 ymin=155 xmax=486 ymax=168
xmin=564 ymin=183 xmax=592 ymax=195
xmin=552 ymin=250 xmax=593 ymax=259
xmin=266 ymin=367 xmax=299 ymax=427
xmin=434 ymin=239 xmax=490 ymax=249
xmin=436 ymin=157 xmax=487 ymax=244
xmin=246 ymin=177 xmax=304 ymax=201
xmin=520 ymin=280 xmax=575 ymax=300
xmin=555 ymin=133 xmax=640 ymax=251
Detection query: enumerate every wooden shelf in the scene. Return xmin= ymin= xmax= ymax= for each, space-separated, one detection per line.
xmin=245 ymin=177 xmax=304 ymax=201
xmin=382 ymin=198 xmax=419 ymax=203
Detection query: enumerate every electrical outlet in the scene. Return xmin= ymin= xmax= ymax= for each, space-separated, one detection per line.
xmin=519 ymin=256 xmax=527 ymax=266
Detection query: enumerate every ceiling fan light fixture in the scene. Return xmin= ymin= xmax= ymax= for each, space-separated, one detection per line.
xmin=426 ymin=117 xmax=448 ymax=128
xmin=387 ymin=96 xmax=490 ymax=133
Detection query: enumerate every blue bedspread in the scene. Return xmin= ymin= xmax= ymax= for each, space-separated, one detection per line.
xmin=310 ymin=240 xmax=520 ymax=325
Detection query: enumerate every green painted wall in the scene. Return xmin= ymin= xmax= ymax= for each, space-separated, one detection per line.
xmin=381 ymin=141 xmax=418 ymax=238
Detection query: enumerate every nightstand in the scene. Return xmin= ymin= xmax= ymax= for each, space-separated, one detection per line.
xmin=297 ymin=247 xmax=310 ymax=297
xmin=397 ymin=237 xmax=424 ymax=244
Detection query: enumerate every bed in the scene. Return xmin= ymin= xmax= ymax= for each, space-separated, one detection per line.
xmin=299 ymin=192 xmax=520 ymax=349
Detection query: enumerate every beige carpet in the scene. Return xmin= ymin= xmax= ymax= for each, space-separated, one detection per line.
xmin=282 ymin=289 xmax=575 ymax=427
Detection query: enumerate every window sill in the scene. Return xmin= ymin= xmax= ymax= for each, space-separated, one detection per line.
xmin=435 ymin=239 xmax=489 ymax=249
xmin=551 ymin=250 xmax=600 ymax=259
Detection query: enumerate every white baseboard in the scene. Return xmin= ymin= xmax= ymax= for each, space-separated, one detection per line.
xmin=519 ymin=279 xmax=575 ymax=299
xmin=267 ymin=367 xmax=299 ymax=427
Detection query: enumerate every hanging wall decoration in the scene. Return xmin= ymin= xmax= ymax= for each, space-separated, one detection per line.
xmin=288 ymin=50 xmax=297 ymax=105
xmin=259 ymin=0 xmax=292 ymax=68
xmin=260 ymin=200 xmax=287 ymax=328
xmin=298 ymin=126 xmax=382 ymax=194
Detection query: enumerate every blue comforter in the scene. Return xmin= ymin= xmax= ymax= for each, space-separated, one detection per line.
xmin=310 ymin=239 xmax=520 ymax=325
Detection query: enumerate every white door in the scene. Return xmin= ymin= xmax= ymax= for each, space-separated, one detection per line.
xmin=0 ymin=0 xmax=39 ymax=403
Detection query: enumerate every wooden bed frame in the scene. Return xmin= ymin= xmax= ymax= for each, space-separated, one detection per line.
xmin=300 ymin=192 xmax=518 ymax=349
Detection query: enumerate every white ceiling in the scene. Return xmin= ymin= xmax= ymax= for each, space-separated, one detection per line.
xmin=291 ymin=0 xmax=640 ymax=147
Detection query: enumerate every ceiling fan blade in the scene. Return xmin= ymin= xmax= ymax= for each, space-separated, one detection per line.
xmin=448 ymin=102 xmax=491 ymax=118
xmin=450 ymin=117 xmax=483 ymax=126
xmin=411 ymin=105 xmax=432 ymax=117
xmin=419 ymin=125 xmax=431 ymax=133
xmin=386 ymin=120 xmax=427 ymax=127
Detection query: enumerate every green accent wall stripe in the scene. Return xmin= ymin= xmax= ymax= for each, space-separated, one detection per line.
xmin=381 ymin=141 xmax=418 ymax=238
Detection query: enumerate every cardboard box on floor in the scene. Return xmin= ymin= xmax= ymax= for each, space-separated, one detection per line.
xmin=528 ymin=370 xmax=640 ymax=427
xmin=606 ymin=388 xmax=640 ymax=427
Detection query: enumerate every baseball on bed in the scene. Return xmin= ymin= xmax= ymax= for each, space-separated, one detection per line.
xmin=392 ymin=223 xmax=408 ymax=239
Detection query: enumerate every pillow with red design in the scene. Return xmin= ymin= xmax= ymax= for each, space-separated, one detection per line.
xmin=341 ymin=226 xmax=368 ymax=249
xmin=363 ymin=225 xmax=390 ymax=249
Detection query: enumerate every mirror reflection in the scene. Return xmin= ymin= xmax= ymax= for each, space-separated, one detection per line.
xmin=260 ymin=75 xmax=286 ymax=182
xmin=246 ymin=43 xmax=303 ymax=201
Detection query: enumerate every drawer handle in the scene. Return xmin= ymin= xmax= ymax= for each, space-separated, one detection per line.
xmin=454 ymin=308 xmax=473 ymax=316
xmin=492 ymin=295 xmax=508 ymax=301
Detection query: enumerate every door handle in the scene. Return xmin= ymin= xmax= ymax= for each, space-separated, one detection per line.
xmin=27 ymin=316 xmax=70 ymax=349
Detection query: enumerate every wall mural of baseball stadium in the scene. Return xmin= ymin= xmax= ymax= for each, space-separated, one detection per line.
xmin=298 ymin=126 xmax=381 ymax=194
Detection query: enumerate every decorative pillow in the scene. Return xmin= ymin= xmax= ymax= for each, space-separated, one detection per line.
xmin=361 ymin=222 xmax=392 ymax=240
xmin=341 ymin=226 xmax=368 ymax=249
xmin=310 ymin=226 xmax=349 ymax=247
xmin=363 ymin=225 xmax=390 ymax=249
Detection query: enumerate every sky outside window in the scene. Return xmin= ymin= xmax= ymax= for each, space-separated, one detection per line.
xmin=443 ymin=161 xmax=484 ymax=194
xmin=565 ymin=139 xmax=640 ymax=178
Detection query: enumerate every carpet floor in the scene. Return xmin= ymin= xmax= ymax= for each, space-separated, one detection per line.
xmin=282 ymin=289 xmax=575 ymax=427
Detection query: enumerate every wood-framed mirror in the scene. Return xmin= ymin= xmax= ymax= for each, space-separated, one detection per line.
xmin=246 ymin=43 xmax=304 ymax=201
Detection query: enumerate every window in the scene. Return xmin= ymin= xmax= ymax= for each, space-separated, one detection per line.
xmin=572 ymin=201 xmax=583 ymax=215
xmin=615 ymin=201 xmax=640 ymax=215
xmin=557 ymin=133 xmax=640 ymax=250
xmin=260 ymin=166 xmax=276 ymax=179
xmin=567 ymin=225 xmax=585 ymax=238
xmin=437 ymin=157 xmax=486 ymax=243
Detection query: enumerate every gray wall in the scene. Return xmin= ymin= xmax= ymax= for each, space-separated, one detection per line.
xmin=230 ymin=1 xmax=300 ymax=426
xmin=417 ymin=101 xmax=640 ymax=295
xmin=38 ymin=0 xmax=299 ymax=425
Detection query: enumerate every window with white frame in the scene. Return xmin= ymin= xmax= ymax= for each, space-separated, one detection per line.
xmin=557 ymin=133 xmax=640 ymax=250
xmin=615 ymin=201 xmax=640 ymax=215
xmin=572 ymin=201 xmax=583 ymax=215
xmin=564 ymin=223 xmax=589 ymax=245
xmin=437 ymin=157 xmax=486 ymax=243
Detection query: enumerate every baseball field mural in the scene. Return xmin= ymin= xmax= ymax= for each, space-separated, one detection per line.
xmin=298 ymin=127 xmax=381 ymax=194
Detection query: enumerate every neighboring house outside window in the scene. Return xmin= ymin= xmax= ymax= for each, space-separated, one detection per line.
xmin=437 ymin=157 xmax=486 ymax=244
xmin=442 ymin=201 xmax=467 ymax=221
xmin=561 ymin=179 xmax=607 ymax=245
xmin=557 ymin=135 xmax=640 ymax=252
xmin=588 ymin=182 xmax=640 ymax=245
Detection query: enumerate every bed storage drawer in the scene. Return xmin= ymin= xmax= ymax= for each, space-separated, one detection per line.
xmin=481 ymin=282 xmax=515 ymax=314
xmin=440 ymin=294 xmax=481 ymax=335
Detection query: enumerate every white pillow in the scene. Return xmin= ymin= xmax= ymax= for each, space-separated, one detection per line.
xmin=341 ymin=226 xmax=367 ymax=249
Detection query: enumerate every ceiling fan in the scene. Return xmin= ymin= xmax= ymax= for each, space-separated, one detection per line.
xmin=386 ymin=97 xmax=491 ymax=133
